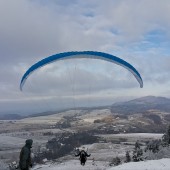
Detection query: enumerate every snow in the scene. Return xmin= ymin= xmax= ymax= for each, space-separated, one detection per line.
xmin=100 ymin=133 xmax=163 ymax=139
xmin=100 ymin=133 xmax=163 ymax=142
xmin=81 ymin=143 xmax=134 ymax=161
xmin=0 ymin=134 xmax=25 ymax=149
xmin=32 ymin=160 xmax=109 ymax=170
xmin=31 ymin=158 xmax=170 ymax=170
xmin=108 ymin=158 xmax=170 ymax=170
xmin=20 ymin=109 xmax=112 ymax=124
xmin=0 ymin=132 xmax=169 ymax=170
xmin=0 ymin=134 xmax=47 ymax=149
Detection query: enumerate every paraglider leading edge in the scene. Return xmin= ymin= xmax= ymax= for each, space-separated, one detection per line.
xmin=20 ymin=51 xmax=143 ymax=91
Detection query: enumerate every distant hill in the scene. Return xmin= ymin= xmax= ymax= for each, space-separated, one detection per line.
xmin=1 ymin=96 xmax=169 ymax=133
xmin=1 ymin=96 xmax=169 ymax=120
xmin=26 ymin=95 xmax=170 ymax=119
xmin=0 ymin=114 xmax=23 ymax=120
xmin=111 ymin=96 xmax=170 ymax=114
xmin=26 ymin=105 xmax=110 ymax=118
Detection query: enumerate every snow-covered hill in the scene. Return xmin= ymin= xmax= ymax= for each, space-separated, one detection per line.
xmin=111 ymin=96 xmax=170 ymax=114
xmin=32 ymin=160 xmax=108 ymax=170
xmin=32 ymin=158 xmax=170 ymax=170
xmin=109 ymin=158 xmax=170 ymax=170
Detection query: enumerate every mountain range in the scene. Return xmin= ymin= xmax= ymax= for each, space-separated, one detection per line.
xmin=111 ymin=96 xmax=170 ymax=114
xmin=0 ymin=96 xmax=170 ymax=120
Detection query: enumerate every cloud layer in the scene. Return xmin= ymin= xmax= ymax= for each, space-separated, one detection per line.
xmin=0 ymin=0 xmax=170 ymax=114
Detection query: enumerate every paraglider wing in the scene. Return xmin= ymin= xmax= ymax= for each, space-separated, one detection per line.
xmin=20 ymin=51 xmax=143 ymax=91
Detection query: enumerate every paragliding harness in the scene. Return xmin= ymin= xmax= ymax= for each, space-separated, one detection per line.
xmin=75 ymin=149 xmax=91 ymax=166
xmin=80 ymin=150 xmax=87 ymax=165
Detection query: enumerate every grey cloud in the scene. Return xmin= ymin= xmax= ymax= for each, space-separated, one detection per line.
xmin=0 ymin=0 xmax=170 ymax=114
xmin=21 ymin=61 xmax=138 ymax=95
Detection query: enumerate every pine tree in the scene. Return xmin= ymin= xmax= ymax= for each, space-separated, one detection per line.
xmin=137 ymin=149 xmax=143 ymax=161
xmin=125 ymin=151 xmax=131 ymax=162
xmin=135 ymin=140 xmax=140 ymax=150
xmin=112 ymin=156 xmax=121 ymax=166
xmin=133 ymin=140 xmax=143 ymax=162
xmin=162 ymin=125 xmax=170 ymax=146
xmin=132 ymin=151 xmax=138 ymax=162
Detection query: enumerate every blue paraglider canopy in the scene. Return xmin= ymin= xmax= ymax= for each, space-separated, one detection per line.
xmin=20 ymin=51 xmax=143 ymax=91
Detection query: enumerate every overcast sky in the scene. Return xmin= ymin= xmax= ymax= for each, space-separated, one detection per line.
xmin=0 ymin=0 xmax=170 ymax=115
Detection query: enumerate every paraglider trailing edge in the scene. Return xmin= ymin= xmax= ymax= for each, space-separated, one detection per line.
xmin=20 ymin=51 xmax=143 ymax=91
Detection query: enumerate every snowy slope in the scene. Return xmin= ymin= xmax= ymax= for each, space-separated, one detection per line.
xmin=32 ymin=158 xmax=170 ymax=170
xmin=32 ymin=160 xmax=109 ymax=170
xmin=108 ymin=158 xmax=170 ymax=170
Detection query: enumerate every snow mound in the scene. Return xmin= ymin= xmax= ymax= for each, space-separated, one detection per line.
xmin=108 ymin=158 xmax=170 ymax=170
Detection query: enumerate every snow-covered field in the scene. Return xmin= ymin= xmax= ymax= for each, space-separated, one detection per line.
xmin=0 ymin=132 xmax=163 ymax=162
xmin=81 ymin=143 xmax=134 ymax=161
xmin=109 ymin=158 xmax=170 ymax=170
xmin=0 ymin=110 xmax=167 ymax=170
xmin=0 ymin=134 xmax=25 ymax=149
xmin=0 ymin=130 xmax=169 ymax=170
xmin=32 ymin=160 xmax=109 ymax=170
xmin=1 ymin=157 xmax=170 ymax=170
xmin=100 ymin=133 xmax=163 ymax=142
xmin=31 ymin=158 xmax=170 ymax=170
xmin=19 ymin=109 xmax=112 ymax=124
xmin=0 ymin=134 xmax=47 ymax=150
xmin=0 ymin=133 xmax=48 ymax=162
